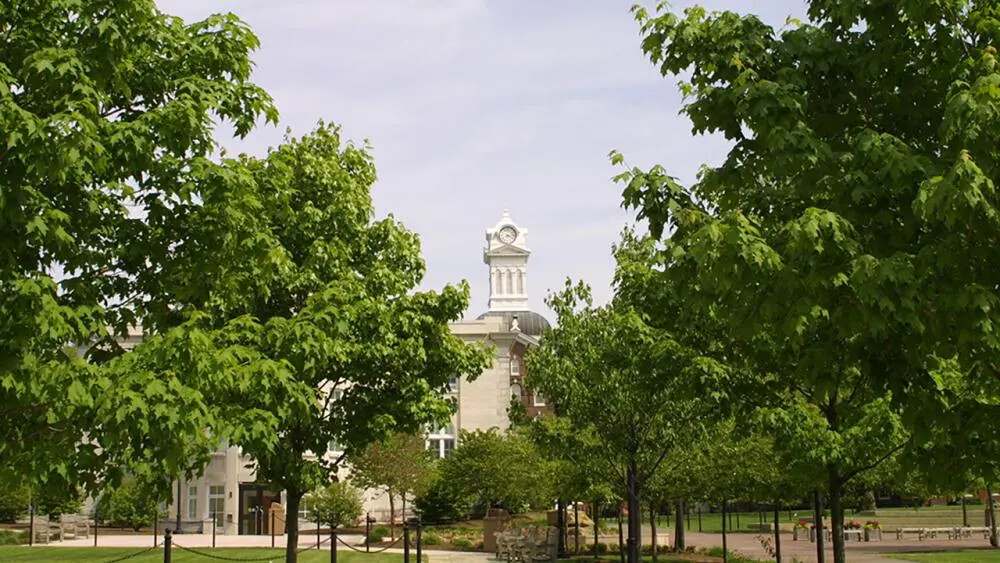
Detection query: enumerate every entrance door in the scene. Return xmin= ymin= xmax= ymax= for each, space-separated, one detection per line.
xmin=238 ymin=484 xmax=281 ymax=535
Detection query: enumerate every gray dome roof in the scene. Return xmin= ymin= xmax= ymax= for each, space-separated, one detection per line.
xmin=476 ymin=310 xmax=551 ymax=336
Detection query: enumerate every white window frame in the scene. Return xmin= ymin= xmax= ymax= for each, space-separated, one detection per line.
xmin=208 ymin=485 xmax=225 ymax=528
xmin=533 ymin=390 xmax=546 ymax=407
xmin=187 ymin=485 xmax=198 ymax=520
xmin=426 ymin=423 xmax=455 ymax=459
xmin=509 ymin=356 xmax=520 ymax=376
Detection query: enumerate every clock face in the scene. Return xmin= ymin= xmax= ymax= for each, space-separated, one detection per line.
xmin=498 ymin=226 xmax=517 ymax=244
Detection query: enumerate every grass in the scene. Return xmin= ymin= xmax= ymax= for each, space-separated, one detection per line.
xmin=0 ymin=547 xmax=423 ymax=562
xmin=635 ymin=506 xmax=987 ymax=534
xmin=890 ymin=549 xmax=1000 ymax=562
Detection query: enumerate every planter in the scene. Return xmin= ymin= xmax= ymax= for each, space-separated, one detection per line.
xmin=864 ymin=528 xmax=881 ymax=542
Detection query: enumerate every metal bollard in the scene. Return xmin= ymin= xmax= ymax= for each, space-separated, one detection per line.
xmin=415 ymin=517 xmax=422 ymax=563
xmin=403 ymin=520 xmax=410 ymax=563
xmin=317 ymin=518 xmax=321 ymax=549
xmin=212 ymin=513 xmax=216 ymax=548
xmin=365 ymin=513 xmax=373 ymax=553
xmin=164 ymin=529 xmax=172 ymax=563
xmin=28 ymin=505 xmax=34 ymax=547
xmin=331 ymin=526 xmax=338 ymax=563
xmin=94 ymin=509 xmax=98 ymax=547
xmin=270 ymin=512 xmax=275 ymax=548
xmin=153 ymin=514 xmax=158 ymax=547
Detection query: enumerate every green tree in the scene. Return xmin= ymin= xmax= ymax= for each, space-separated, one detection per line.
xmin=132 ymin=124 xmax=489 ymax=562
xmin=436 ymin=428 xmax=549 ymax=517
xmin=615 ymin=2 xmax=1000 ymax=560
xmin=527 ymin=282 xmax=716 ymax=563
xmin=98 ymin=479 xmax=166 ymax=531
xmin=305 ymin=481 xmax=363 ymax=529
xmin=348 ymin=433 xmax=435 ymax=539
xmin=0 ymin=0 xmax=277 ymax=496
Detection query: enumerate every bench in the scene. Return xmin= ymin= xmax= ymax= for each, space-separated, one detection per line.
xmin=921 ymin=527 xmax=956 ymax=540
xmin=843 ymin=529 xmax=863 ymax=542
xmin=59 ymin=514 xmax=90 ymax=540
xmin=955 ymin=526 xmax=992 ymax=539
xmin=896 ymin=527 xmax=924 ymax=540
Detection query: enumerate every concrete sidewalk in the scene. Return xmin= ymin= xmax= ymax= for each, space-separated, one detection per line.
xmin=44 ymin=533 xmax=494 ymax=562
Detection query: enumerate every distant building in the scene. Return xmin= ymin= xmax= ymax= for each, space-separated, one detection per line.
xmin=166 ymin=211 xmax=550 ymax=534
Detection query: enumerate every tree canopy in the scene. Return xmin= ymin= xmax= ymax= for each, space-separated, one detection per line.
xmin=1 ymin=0 xmax=277 ymax=496
xmin=618 ymin=1 xmax=1000 ymax=561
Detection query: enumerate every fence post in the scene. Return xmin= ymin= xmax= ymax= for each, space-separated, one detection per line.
xmin=270 ymin=511 xmax=275 ymax=548
xmin=317 ymin=518 xmax=320 ymax=550
xmin=415 ymin=517 xmax=422 ymax=563
xmin=403 ymin=519 xmax=410 ymax=563
xmin=28 ymin=504 xmax=34 ymax=547
xmin=330 ymin=526 xmax=337 ymax=563
xmin=94 ymin=508 xmax=98 ymax=547
xmin=365 ymin=513 xmax=372 ymax=553
xmin=212 ymin=512 xmax=216 ymax=548
xmin=153 ymin=513 xmax=158 ymax=547
xmin=698 ymin=506 xmax=702 ymax=532
xmin=164 ymin=529 xmax=172 ymax=563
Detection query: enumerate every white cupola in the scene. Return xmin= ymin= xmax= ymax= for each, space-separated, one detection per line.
xmin=483 ymin=210 xmax=530 ymax=312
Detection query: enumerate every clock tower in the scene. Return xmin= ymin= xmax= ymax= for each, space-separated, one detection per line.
xmin=483 ymin=210 xmax=530 ymax=312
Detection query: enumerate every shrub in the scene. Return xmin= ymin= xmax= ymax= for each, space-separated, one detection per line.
xmin=0 ymin=530 xmax=26 ymax=545
xmin=450 ymin=537 xmax=473 ymax=549
xmin=0 ymin=489 xmax=29 ymax=523
xmin=414 ymin=477 xmax=468 ymax=524
xmin=367 ymin=524 xmax=389 ymax=543
xmin=304 ymin=482 xmax=363 ymax=529
xmin=421 ymin=532 xmax=443 ymax=545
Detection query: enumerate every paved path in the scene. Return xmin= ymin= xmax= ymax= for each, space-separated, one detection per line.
xmin=39 ymin=533 xmax=493 ymax=561
xmin=35 ymin=531 xmax=1000 ymax=562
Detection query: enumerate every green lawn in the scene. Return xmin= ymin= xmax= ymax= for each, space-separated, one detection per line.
xmin=0 ymin=547 xmax=422 ymax=562
xmin=891 ymin=549 xmax=1000 ymax=562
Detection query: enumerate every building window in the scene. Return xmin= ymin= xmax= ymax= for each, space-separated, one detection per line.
xmin=209 ymin=486 xmax=225 ymax=527
xmin=533 ymin=391 xmax=546 ymax=407
xmin=510 ymin=357 xmax=520 ymax=376
xmin=510 ymin=383 xmax=522 ymax=401
xmin=447 ymin=375 xmax=459 ymax=393
xmin=427 ymin=423 xmax=455 ymax=459
xmin=187 ymin=486 xmax=198 ymax=520
xmin=328 ymin=439 xmax=344 ymax=454
xmin=299 ymin=495 xmax=311 ymax=522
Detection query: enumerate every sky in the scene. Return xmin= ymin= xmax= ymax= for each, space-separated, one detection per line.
xmin=156 ymin=0 xmax=808 ymax=320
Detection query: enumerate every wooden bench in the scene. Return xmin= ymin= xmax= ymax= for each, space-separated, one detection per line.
xmin=59 ymin=514 xmax=90 ymax=540
xmin=921 ymin=527 xmax=956 ymax=540
xmin=955 ymin=526 xmax=991 ymax=539
xmin=843 ymin=529 xmax=863 ymax=542
xmin=896 ymin=527 xmax=924 ymax=540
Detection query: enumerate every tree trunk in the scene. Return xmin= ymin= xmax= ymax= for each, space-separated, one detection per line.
xmin=617 ymin=506 xmax=625 ymax=563
xmin=674 ymin=500 xmax=685 ymax=552
xmin=557 ymin=498 xmax=566 ymax=557
xmin=722 ymin=499 xmax=728 ymax=563
xmin=650 ymin=503 xmax=657 ymax=562
xmin=829 ymin=469 xmax=845 ymax=563
xmin=813 ymin=489 xmax=825 ymax=563
xmin=388 ymin=489 xmax=395 ymax=541
xmin=285 ymin=489 xmax=303 ymax=563
xmin=626 ymin=462 xmax=641 ymax=563
xmin=988 ymin=484 xmax=998 ymax=547
xmin=773 ymin=503 xmax=781 ymax=563
xmin=401 ymin=493 xmax=407 ymax=526
xmin=594 ymin=499 xmax=600 ymax=560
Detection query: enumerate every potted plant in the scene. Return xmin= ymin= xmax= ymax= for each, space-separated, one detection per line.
xmin=864 ymin=520 xmax=881 ymax=541
xmin=793 ymin=519 xmax=811 ymax=541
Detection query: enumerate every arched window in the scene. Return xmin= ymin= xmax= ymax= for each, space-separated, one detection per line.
xmin=506 ymin=270 xmax=514 ymax=295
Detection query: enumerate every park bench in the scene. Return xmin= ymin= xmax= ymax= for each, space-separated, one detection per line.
xmin=16 ymin=515 xmax=62 ymax=543
xmin=895 ymin=527 xmax=924 ymax=540
xmin=955 ymin=526 xmax=991 ymax=539
xmin=59 ymin=514 xmax=90 ymax=540
xmin=921 ymin=527 xmax=956 ymax=540
xmin=843 ymin=529 xmax=863 ymax=542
